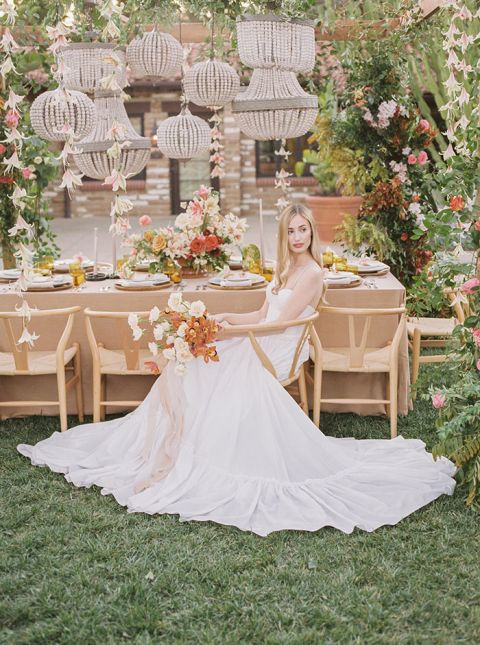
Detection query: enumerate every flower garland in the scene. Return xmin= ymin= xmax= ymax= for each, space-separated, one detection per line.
xmin=209 ymin=110 xmax=225 ymax=179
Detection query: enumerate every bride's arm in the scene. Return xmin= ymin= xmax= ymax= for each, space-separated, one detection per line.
xmin=275 ymin=267 xmax=324 ymax=323
xmin=213 ymin=297 xmax=269 ymax=326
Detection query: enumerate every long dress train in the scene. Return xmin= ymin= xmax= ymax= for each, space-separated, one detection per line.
xmin=17 ymin=285 xmax=456 ymax=536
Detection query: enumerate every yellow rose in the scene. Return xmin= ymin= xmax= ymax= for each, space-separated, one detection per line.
xmin=152 ymin=234 xmax=166 ymax=253
xmin=144 ymin=230 xmax=155 ymax=242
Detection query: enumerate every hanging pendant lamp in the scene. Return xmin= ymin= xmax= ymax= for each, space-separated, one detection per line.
xmin=30 ymin=86 xmax=96 ymax=141
xmin=126 ymin=28 xmax=183 ymax=78
xmin=184 ymin=59 xmax=240 ymax=109
xmin=157 ymin=104 xmax=211 ymax=161
xmin=60 ymin=43 xmax=127 ymax=93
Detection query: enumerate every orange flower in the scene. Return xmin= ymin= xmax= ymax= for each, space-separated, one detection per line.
xmin=152 ymin=234 xmax=166 ymax=253
xmin=449 ymin=195 xmax=465 ymax=211
xmin=205 ymin=234 xmax=219 ymax=251
xmin=190 ymin=236 xmax=207 ymax=254
xmin=144 ymin=360 xmax=161 ymax=375
xmin=143 ymin=230 xmax=155 ymax=242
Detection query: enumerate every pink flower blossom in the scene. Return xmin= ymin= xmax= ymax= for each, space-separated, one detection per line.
xmin=417 ymin=151 xmax=428 ymax=165
xmin=474 ymin=220 xmax=480 ymax=232
xmin=195 ymin=185 xmax=210 ymax=200
xmin=460 ymin=278 xmax=480 ymax=294
xmin=407 ymin=154 xmax=417 ymax=165
xmin=5 ymin=109 xmax=19 ymax=128
xmin=0 ymin=143 xmax=6 ymax=154
xmin=477 ymin=359 xmax=480 ymax=371
xmin=138 ymin=215 xmax=152 ymax=227
xmin=419 ymin=119 xmax=430 ymax=132
xmin=472 ymin=329 xmax=480 ymax=348
xmin=21 ymin=168 xmax=34 ymax=179
xmin=432 ymin=393 xmax=445 ymax=409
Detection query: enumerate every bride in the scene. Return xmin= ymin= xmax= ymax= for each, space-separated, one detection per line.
xmin=18 ymin=204 xmax=456 ymax=536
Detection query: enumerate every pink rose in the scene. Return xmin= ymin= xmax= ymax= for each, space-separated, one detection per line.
xmin=419 ymin=119 xmax=430 ymax=132
xmin=460 ymin=278 xmax=480 ymax=294
xmin=417 ymin=151 xmax=428 ymax=165
xmin=22 ymin=168 xmax=33 ymax=179
xmin=407 ymin=154 xmax=417 ymax=165
xmin=432 ymin=393 xmax=445 ymax=409
xmin=472 ymin=329 xmax=480 ymax=348
xmin=138 ymin=215 xmax=152 ymax=227
xmin=474 ymin=220 xmax=480 ymax=232
xmin=5 ymin=109 xmax=19 ymax=128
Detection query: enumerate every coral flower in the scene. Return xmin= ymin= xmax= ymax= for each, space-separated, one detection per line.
xmin=205 ymin=234 xmax=219 ymax=251
xmin=138 ymin=214 xmax=152 ymax=227
xmin=190 ymin=236 xmax=207 ymax=254
xmin=407 ymin=154 xmax=417 ymax=165
xmin=449 ymin=195 xmax=465 ymax=211
xmin=417 ymin=151 xmax=428 ymax=165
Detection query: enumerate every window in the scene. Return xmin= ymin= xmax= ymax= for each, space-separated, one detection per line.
xmin=255 ymin=135 xmax=313 ymax=178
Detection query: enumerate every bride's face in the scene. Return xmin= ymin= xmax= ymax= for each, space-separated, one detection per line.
xmin=287 ymin=215 xmax=312 ymax=256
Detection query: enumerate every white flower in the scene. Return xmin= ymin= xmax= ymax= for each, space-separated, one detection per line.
xmin=166 ymin=335 xmax=175 ymax=345
xmin=8 ymin=214 xmax=34 ymax=237
xmin=9 ymin=186 xmax=27 ymax=211
xmin=127 ymin=313 xmax=143 ymax=341
xmin=15 ymin=300 xmax=36 ymax=322
xmin=17 ymin=327 xmax=40 ymax=347
xmin=148 ymin=342 xmax=158 ymax=356
xmin=167 ymin=292 xmax=186 ymax=313
xmin=189 ymin=300 xmax=206 ymax=318
xmin=402 ymin=147 xmax=411 ymax=155
xmin=149 ymin=306 xmax=161 ymax=323
xmin=174 ymin=363 xmax=186 ymax=376
xmin=443 ymin=143 xmax=456 ymax=160
xmin=162 ymin=347 xmax=176 ymax=361
xmin=153 ymin=324 xmax=165 ymax=341
xmin=2 ymin=150 xmax=22 ymax=173
xmin=59 ymin=168 xmax=83 ymax=196
xmin=408 ymin=202 xmax=421 ymax=215
xmin=176 ymin=322 xmax=188 ymax=338
xmin=34 ymin=156 xmax=43 ymax=165
xmin=174 ymin=337 xmax=193 ymax=363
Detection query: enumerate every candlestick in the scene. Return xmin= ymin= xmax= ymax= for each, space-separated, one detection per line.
xmin=93 ymin=227 xmax=98 ymax=274
xmin=259 ymin=198 xmax=265 ymax=267
xmin=112 ymin=233 xmax=117 ymax=278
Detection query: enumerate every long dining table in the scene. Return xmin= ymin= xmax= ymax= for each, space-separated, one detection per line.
xmin=0 ymin=271 xmax=410 ymax=421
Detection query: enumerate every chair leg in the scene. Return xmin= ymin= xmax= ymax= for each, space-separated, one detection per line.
xmin=57 ymin=367 xmax=68 ymax=432
xmin=93 ymin=369 xmax=101 ymax=423
xmin=313 ymin=361 xmax=322 ymax=428
xmin=389 ymin=366 xmax=398 ymax=439
xmin=100 ymin=376 xmax=106 ymax=421
xmin=411 ymin=328 xmax=421 ymax=401
xmin=298 ymin=364 xmax=309 ymax=416
xmin=73 ymin=345 xmax=84 ymax=423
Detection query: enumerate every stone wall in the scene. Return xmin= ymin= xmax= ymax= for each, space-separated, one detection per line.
xmin=48 ymin=86 xmax=315 ymax=221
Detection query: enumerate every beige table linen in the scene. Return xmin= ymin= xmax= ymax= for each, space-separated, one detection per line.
xmin=0 ymin=272 xmax=409 ymax=419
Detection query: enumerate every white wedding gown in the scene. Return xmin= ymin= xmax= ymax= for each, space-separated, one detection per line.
xmin=18 ymin=284 xmax=456 ymax=536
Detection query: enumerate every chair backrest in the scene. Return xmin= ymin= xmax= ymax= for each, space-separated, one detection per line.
xmin=317 ymin=305 xmax=406 ymax=369
xmin=0 ymin=306 xmax=81 ymax=371
xmin=84 ymin=308 xmax=151 ymax=371
xmin=222 ymin=312 xmax=320 ymax=384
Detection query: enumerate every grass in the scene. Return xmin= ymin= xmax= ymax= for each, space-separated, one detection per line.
xmin=1 ymin=388 xmax=479 ymax=644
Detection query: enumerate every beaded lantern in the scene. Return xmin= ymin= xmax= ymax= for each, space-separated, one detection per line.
xmin=157 ymin=105 xmax=211 ymax=161
xmin=183 ymin=59 xmax=240 ymax=109
xmin=60 ymin=43 xmax=127 ymax=93
xmin=126 ymin=29 xmax=183 ymax=78
xmin=236 ymin=14 xmax=315 ymax=74
xmin=30 ymin=87 xmax=96 ymax=142
xmin=75 ymin=91 xmax=151 ymax=180
xmin=232 ymin=69 xmax=317 ymax=140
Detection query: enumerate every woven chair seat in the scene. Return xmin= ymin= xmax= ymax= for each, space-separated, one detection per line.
xmin=407 ymin=317 xmax=456 ymax=337
xmin=0 ymin=346 xmax=77 ymax=376
xmin=98 ymin=347 xmax=159 ymax=375
xmin=310 ymin=345 xmax=392 ymax=373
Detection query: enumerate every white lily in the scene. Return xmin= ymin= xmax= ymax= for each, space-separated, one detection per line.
xmin=9 ymin=186 xmax=27 ymax=210
xmin=17 ymin=327 xmax=40 ymax=347
xmin=443 ymin=143 xmax=456 ymax=160
xmin=59 ymin=168 xmax=84 ymax=196
xmin=104 ymin=168 xmax=128 ymax=192
xmin=15 ymin=300 xmax=36 ymax=322
xmin=149 ymin=306 xmax=161 ymax=323
xmin=2 ymin=150 xmax=22 ymax=173
xmin=8 ymin=214 xmax=34 ymax=237
xmin=0 ymin=55 xmax=16 ymax=77
xmin=0 ymin=28 xmax=18 ymax=52
xmin=5 ymin=88 xmax=24 ymax=110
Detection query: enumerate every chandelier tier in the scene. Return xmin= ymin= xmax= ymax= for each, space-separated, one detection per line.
xmin=236 ymin=14 xmax=315 ymax=74
xmin=75 ymin=91 xmax=151 ymax=180
xmin=30 ymin=87 xmax=96 ymax=142
xmin=231 ymin=69 xmax=317 ymax=140
xmin=157 ymin=105 xmax=211 ymax=161
xmin=183 ymin=59 xmax=240 ymax=109
xmin=60 ymin=43 xmax=128 ymax=93
xmin=126 ymin=29 xmax=183 ymax=78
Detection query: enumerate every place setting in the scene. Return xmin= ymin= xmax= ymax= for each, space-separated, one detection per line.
xmin=114 ymin=272 xmax=172 ymax=291
xmin=207 ymin=269 xmax=268 ymax=291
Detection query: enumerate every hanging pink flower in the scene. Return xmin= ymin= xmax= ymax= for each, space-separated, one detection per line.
xmin=4 ymin=109 xmax=19 ymax=128
xmin=138 ymin=214 xmax=152 ymax=227
xmin=419 ymin=119 xmax=430 ymax=132
xmin=407 ymin=154 xmax=417 ymax=165
xmin=472 ymin=329 xmax=480 ymax=348
xmin=460 ymin=278 xmax=480 ymax=294
xmin=431 ymin=393 xmax=445 ymax=409
xmin=417 ymin=151 xmax=428 ymax=165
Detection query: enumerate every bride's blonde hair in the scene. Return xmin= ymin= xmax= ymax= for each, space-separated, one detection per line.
xmin=273 ymin=204 xmax=323 ymax=294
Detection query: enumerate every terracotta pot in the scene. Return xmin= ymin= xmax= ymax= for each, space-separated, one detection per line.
xmin=305 ymin=194 xmax=363 ymax=244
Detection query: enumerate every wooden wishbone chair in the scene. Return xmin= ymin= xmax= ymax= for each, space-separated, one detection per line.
xmin=222 ymin=312 xmax=322 ymax=425
xmin=407 ymin=288 xmax=469 ymax=399
xmin=0 ymin=306 xmax=84 ymax=432
xmin=311 ymin=305 xmax=406 ymax=438
xmin=84 ymin=308 xmax=160 ymax=422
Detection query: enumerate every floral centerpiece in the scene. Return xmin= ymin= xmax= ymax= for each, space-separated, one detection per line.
xmin=124 ymin=186 xmax=248 ymax=276
xmin=128 ymin=294 xmax=220 ymax=376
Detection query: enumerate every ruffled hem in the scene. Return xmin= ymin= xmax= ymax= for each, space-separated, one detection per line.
xmin=17 ymin=436 xmax=456 ymax=537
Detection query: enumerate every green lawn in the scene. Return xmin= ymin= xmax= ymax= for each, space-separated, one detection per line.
xmin=1 ymin=391 xmax=479 ymax=644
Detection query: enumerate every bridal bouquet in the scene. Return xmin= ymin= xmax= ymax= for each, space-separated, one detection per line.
xmin=128 ymin=293 xmax=220 ymax=376
xmin=124 ymin=186 xmax=248 ymax=274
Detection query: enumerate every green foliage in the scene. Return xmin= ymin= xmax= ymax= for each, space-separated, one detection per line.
xmin=335 ymin=214 xmax=394 ymax=261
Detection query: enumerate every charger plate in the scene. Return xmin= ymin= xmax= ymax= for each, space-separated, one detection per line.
xmin=114 ymin=280 xmax=172 ymax=291
xmin=325 ymin=277 xmax=363 ymax=289
xmin=357 ymin=267 xmax=389 ymax=277
xmin=26 ymin=282 xmax=73 ymax=292
xmin=207 ymin=281 xmax=267 ymax=291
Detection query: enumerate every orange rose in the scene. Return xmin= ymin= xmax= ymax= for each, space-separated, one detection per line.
xmin=143 ymin=230 xmax=155 ymax=242
xmin=190 ymin=236 xmax=207 ymax=254
xmin=152 ymin=234 xmax=166 ymax=253
xmin=205 ymin=234 xmax=219 ymax=251
xmin=449 ymin=195 xmax=465 ymax=212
